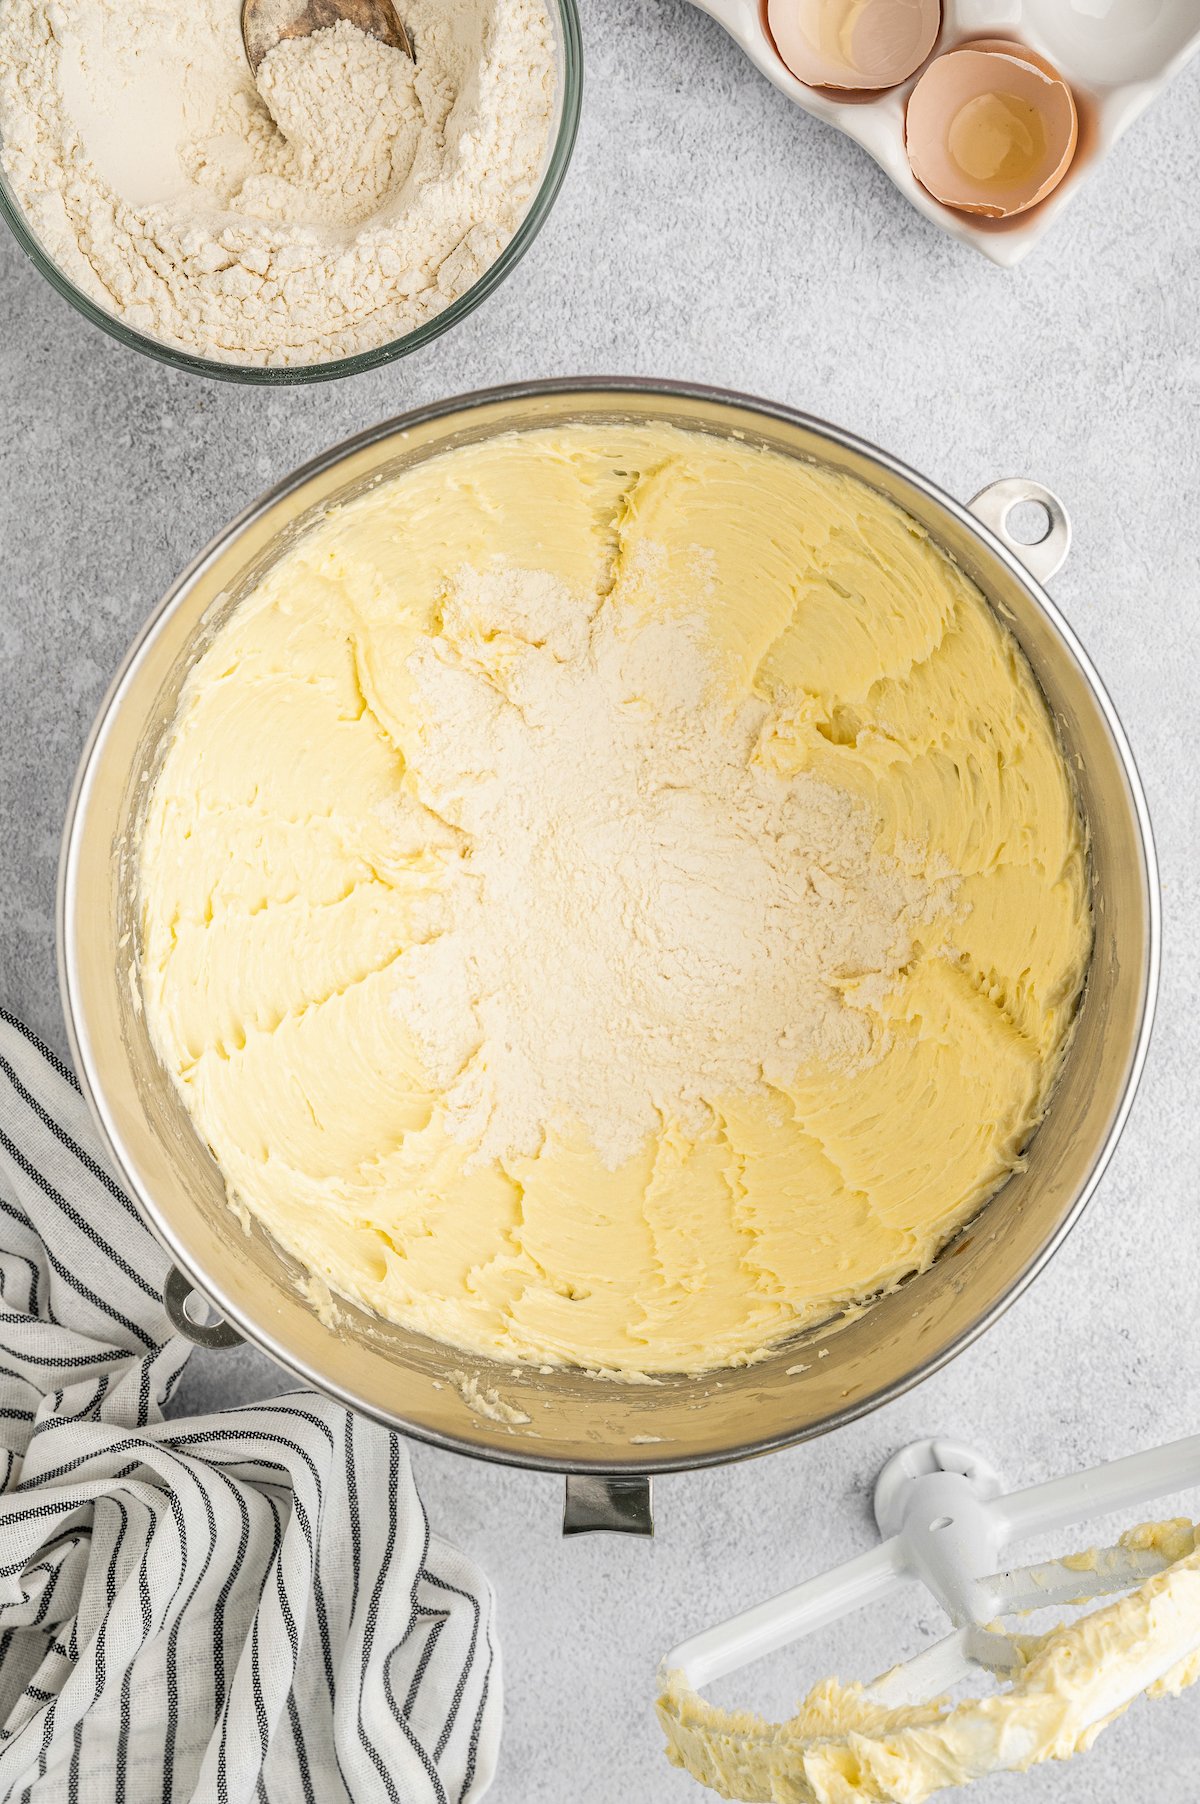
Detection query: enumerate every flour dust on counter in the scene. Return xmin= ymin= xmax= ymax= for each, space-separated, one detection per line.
xmin=136 ymin=424 xmax=1091 ymax=1377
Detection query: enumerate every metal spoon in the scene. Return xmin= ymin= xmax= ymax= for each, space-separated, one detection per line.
xmin=242 ymin=0 xmax=412 ymax=76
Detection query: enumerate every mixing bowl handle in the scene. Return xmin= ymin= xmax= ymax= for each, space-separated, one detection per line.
xmin=562 ymin=1474 xmax=654 ymax=1537
xmin=163 ymin=1265 xmax=246 ymax=1350
xmin=968 ymin=479 xmax=1072 ymax=586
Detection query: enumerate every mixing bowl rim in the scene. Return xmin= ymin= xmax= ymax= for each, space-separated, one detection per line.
xmin=0 ymin=0 xmax=584 ymax=388
xmin=57 ymin=376 xmax=1161 ymax=1475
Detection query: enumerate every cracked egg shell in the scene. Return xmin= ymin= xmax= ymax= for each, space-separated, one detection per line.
xmin=905 ymin=39 xmax=1078 ymax=219
xmin=767 ymin=0 xmax=941 ymax=93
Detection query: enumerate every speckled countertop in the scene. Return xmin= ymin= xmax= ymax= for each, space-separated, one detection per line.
xmin=2 ymin=3 xmax=1200 ymax=1799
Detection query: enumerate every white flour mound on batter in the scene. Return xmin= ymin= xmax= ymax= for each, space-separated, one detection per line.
xmin=392 ymin=552 xmax=955 ymax=1171
xmin=0 ymin=0 xmax=554 ymax=365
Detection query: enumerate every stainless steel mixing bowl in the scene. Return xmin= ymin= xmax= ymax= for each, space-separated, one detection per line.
xmin=58 ymin=381 xmax=1158 ymax=1532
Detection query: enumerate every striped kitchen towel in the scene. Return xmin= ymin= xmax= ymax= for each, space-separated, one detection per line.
xmin=0 ymin=1009 xmax=501 ymax=1803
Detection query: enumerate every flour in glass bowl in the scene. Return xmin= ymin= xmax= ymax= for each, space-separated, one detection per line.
xmin=0 ymin=0 xmax=555 ymax=366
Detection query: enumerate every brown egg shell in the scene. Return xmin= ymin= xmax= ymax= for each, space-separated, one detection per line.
xmin=766 ymin=0 xmax=941 ymax=96
xmin=904 ymin=38 xmax=1079 ymax=220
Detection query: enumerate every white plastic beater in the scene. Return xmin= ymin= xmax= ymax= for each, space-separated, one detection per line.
xmin=664 ymin=1433 xmax=1200 ymax=1722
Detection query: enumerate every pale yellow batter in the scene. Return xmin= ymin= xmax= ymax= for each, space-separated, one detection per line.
xmin=658 ymin=1522 xmax=1200 ymax=1801
xmin=138 ymin=424 xmax=1091 ymax=1374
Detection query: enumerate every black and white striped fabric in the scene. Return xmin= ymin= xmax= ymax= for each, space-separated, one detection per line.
xmin=0 ymin=1009 xmax=501 ymax=1803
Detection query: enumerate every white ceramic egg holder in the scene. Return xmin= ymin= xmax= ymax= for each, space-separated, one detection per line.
xmin=687 ymin=0 xmax=1200 ymax=264
xmin=664 ymin=1433 xmax=1200 ymax=1741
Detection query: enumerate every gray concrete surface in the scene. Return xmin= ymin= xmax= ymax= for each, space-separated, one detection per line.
xmin=3 ymin=2 xmax=1200 ymax=1798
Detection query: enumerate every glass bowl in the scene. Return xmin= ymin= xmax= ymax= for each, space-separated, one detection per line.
xmin=0 ymin=0 xmax=582 ymax=385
